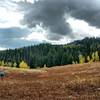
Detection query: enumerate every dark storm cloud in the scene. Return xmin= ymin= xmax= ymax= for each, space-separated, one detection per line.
xmin=18 ymin=0 xmax=72 ymax=40
xmin=18 ymin=0 xmax=100 ymax=40
xmin=68 ymin=0 xmax=100 ymax=28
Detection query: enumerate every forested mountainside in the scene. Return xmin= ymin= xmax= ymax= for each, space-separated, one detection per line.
xmin=0 ymin=37 xmax=100 ymax=68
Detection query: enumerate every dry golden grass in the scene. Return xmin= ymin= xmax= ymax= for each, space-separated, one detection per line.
xmin=0 ymin=62 xmax=100 ymax=100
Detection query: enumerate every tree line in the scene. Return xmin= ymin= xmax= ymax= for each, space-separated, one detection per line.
xmin=0 ymin=37 xmax=100 ymax=68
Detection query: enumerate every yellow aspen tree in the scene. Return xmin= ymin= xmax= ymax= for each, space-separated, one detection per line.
xmin=19 ymin=61 xmax=29 ymax=69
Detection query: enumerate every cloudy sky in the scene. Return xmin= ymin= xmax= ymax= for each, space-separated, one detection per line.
xmin=0 ymin=0 xmax=100 ymax=50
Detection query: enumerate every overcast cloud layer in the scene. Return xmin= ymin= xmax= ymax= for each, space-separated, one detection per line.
xmin=19 ymin=0 xmax=100 ymax=40
xmin=0 ymin=0 xmax=100 ymax=49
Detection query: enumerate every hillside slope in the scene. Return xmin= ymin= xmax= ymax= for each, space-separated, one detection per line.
xmin=0 ymin=37 xmax=100 ymax=68
xmin=0 ymin=62 xmax=100 ymax=100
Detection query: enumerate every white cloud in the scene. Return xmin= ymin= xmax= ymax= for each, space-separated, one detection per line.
xmin=0 ymin=47 xmax=7 ymax=51
xmin=0 ymin=6 xmax=24 ymax=28
xmin=21 ymin=25 xmax=46 ymax=42
xmin=47 ymin=37 xmax=71 ymax=45
xmin=26 ymin=0 xmax=35 ymax=3
xmin=21 ymin=25 xmax=71 ymax=44
xmin=11 ymin=0 xmax=36 ymax=3
xmin=67 ymin=17 xmax=100 ymax=38
xmin=21 ymin=32 xmax=46 ymax=42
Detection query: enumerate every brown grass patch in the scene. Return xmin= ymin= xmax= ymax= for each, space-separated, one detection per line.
xmin=0 ymin=62 xmax=100 ymax=100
